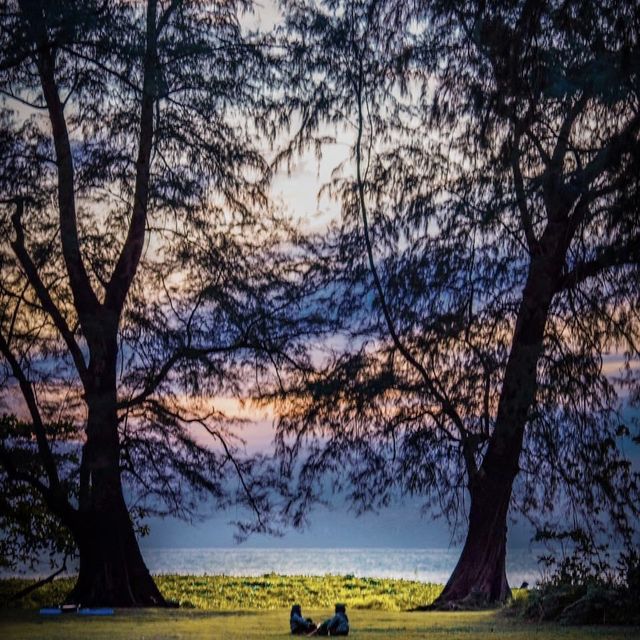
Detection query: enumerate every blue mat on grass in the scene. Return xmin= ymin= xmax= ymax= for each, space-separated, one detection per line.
xmin=78 ymin=608 xmax=114 ymax=615
xmin=39 ymin=607 xmax=114 ymax=616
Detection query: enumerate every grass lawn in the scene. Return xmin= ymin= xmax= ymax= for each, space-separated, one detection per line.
xmin=2 ymin=607 xmax=639 ymax=640
xmin=1 ymin=576 xmax=638 ymax=639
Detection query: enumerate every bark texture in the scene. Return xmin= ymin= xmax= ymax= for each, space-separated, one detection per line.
xmin=437 ymin=474 xmax=512 ymax=604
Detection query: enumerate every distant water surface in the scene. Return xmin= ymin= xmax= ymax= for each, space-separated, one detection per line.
xmin=140 ymin=547 xmax=542 ymax=587
xmin=3 ymin=547 xmax=544 ymax=586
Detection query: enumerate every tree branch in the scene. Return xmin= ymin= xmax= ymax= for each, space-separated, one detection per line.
xmin=104 ymin=0 xmax=158 ymax=314
xmin=199 ymin=419 xmax=267 ymax=533
xmin=18 ymin=0 xmax=100 ymax=317
xmin=116 ymin=341 xmax=251 ymax=411
xmin=6 ymin=198 xmax=88 ymax=384
xmin=570 ymin=111 xmax=640 ymax=197
xmin=351 ymin=48 xmax=467 ymax=443
xmin=510 ymin=146 xmax=538 ymax=252
xmin=549 ymin=94 xmax=588 ymax=175
xmin=0 ymin=439 xmax=55 ymax=504
xmin=147 ymin=402 xmax=268 ymax=532
xmin=3 ymin=560 xmax=67 ymax=605
xmin=556 ymin=235 xmax=640 ymax=292
xmin=0 ymin=332 xmax=63 ymax=496
xmin=157 ymin=0 xmax=180 ymax=34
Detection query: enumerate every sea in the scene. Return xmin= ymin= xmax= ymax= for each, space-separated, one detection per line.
xmin=142 ymin=547 xmax=544 ymax=586
xmin=3 ymin=547 xmax=546 ymax=587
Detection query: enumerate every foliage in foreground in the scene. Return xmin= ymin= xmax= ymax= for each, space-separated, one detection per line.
xmin=0 ymin=574 xmax=442 ymax=611
xmin=506 ymin=550 xmax=640 ymax=626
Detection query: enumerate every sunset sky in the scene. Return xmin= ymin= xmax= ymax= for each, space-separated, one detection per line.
xmin=134 ymin=2 xmax=640 ymax=551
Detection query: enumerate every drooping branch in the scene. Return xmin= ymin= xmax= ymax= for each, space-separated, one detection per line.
xmin=199 ymin=418 xmax=268 ymax=533
xmin=6 ymin=198 xmax=88 ymax=384
xmin=3 ymin=559 xmax=67 ymax=605
xmin=351 ymin=49 xmax=470 ymax=460
xmin=0 ymin=332 xmax=63 ymax=497
xmin=145 ymin=401 xmax=268 ymax=532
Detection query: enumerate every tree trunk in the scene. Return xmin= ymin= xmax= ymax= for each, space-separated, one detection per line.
xmin=436 ymin=472 xmax=512 ymax=605
xmin=67 ymin=336 xmax=166 ymax=607
xmin=437 ymin=230 xmax=568 ymax=605
xmin=67 ymin=499 xmax=165 ymax=607
xmin=436 ymin=422 xmax=525 ymax=605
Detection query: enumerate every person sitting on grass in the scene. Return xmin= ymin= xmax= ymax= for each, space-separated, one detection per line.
xmin=308 ymin=603 xmax=349 ymax=636
xmin=290 ymin=604 xmax=317 ymax=635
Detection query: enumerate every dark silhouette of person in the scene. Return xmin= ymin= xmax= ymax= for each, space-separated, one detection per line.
xmin=309 ymin=603 xmax=349 ymax=636
xmin=290 ymin=604 xmax=317 ymax=635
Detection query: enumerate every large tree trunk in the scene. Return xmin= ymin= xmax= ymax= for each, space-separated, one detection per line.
xmin=437 ymin=230 xmax=568 ymax=605
xmin=67 ymin=499 xmax=165 ymax=607
xmin=436 ymin=466 xmax=514 ymax=605
xmin=437 ymin=419 xmax=526 ymax=605
xmin=18 ymin=0 xmax=161 ymax=607
xmin=66 ymin=336 xmax=166 ymax=607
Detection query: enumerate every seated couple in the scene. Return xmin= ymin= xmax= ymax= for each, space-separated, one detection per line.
xmin=290 ymin=603 xmax=349 ymax=636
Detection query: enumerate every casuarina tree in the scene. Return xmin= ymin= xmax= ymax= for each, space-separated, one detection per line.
xmin=273 ymin=0 xmax=640 ymax=605
xmin=0 ymin=0 xmax=310 ymax=606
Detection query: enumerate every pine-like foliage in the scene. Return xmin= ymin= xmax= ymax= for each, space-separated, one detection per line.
xmin=272 ymin=0 xmax=640 ymax=564
xmin=0 ymin=0 xmax=315 ymax=577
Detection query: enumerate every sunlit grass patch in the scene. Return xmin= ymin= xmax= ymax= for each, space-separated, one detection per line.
xmin=0 ymin=574 xmax=442 ymax=611
xmin=156 ymin=573 xmax=443 ymax=610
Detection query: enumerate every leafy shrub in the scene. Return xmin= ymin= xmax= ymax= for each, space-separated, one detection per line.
xmin=517 ymin=545 xmax=640 ymax=625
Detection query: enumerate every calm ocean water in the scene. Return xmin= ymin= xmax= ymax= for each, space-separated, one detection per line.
xmin=138 ymin=547 xmax=543 ymax=587
xmin=4 ymin=547 xmax=545 ymax=586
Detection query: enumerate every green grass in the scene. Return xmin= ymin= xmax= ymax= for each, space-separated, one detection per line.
xmin=1 ymin=607 xmax=638 ymax=640
xmin=0 ymin=574 xmax=443 ymax=611
xmin=1 ymin=576 xmax=637 ymax=639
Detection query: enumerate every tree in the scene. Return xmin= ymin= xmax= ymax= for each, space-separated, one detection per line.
xmin=273 ymin=0 xmax=640 ymax=604
xmin=0 ymin=414 xmax=76 ymax=576
xmin=0 ymin=0 xmax=307 ymax=606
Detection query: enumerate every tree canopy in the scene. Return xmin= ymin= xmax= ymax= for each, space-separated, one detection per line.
xmin=0 ymin=0 xmax=316 ymax=604
xmin=271 ymin=0 xmax=640 ymax=602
